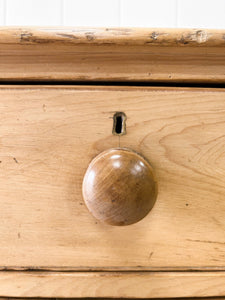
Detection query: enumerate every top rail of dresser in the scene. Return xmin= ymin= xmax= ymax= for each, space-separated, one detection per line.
xmin=0 ymin=27 xmax=225 ymax=83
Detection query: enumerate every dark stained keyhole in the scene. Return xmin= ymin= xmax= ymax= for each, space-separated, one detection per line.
xmin=115 ymin=115 xmax=122 ymax=134
xmin=113 ymin=112 xmax=126 ymax=136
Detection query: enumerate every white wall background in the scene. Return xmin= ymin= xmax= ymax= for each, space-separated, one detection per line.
xmin=0 ymin=0 xmax=224 ymax=28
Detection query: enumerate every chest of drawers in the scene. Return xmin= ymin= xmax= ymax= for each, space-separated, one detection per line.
xmin=0 ymin=27 xmax=224 ymax=299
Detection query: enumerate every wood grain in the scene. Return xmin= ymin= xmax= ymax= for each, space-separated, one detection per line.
xmin=0 ymin=27 xmax=224 ymax=83
xmin=0 ymin=299 xmax=224 ymax=300
xmin=1 ymin=27 xmax=225 ymax=46
xmin=82 ymin=148 xmax=157 ymax=226
xmin=0 ymin=271 xmax=224 ymax=298
xmin=0 ymin=86 xmax=224 ymax=271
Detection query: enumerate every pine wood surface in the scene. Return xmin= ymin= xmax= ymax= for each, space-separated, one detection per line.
xmin=0 ymin=85 xmax=224 ymax=272
xmin=0 ymin=271 xmax=224 ymax=298
xmin=0 ymin=27 xmax=224 ymax=83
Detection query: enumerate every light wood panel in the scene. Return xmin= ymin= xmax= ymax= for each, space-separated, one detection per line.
xmin=0 ymin=28 xmax=224 ymax=82
xmin=0 ymin=271 xmax=224 ymax=298
xmin=0 ymin=86 xmax=224 ymax=271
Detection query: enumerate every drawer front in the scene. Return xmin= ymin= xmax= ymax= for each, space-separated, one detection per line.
xmin=0 ymin=85 xmax=224 ymax=271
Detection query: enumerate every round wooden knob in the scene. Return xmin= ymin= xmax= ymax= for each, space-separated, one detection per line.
xmin=82 ymin=148 xmax=157 ymax=226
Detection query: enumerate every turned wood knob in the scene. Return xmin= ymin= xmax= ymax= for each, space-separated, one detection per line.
xmin=82 ymin=148 xmax=157 ymax=226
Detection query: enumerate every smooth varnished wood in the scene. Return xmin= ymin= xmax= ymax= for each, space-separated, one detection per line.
xmin=0 ymin=271 xmax=224 ymax=298
xmin=0 ymin=27 xmax=224 ymax=83
xmin=0 ymin=85 xmax=224 ymax=272
xmin=82 ymin=148 xmax=157 ymax=226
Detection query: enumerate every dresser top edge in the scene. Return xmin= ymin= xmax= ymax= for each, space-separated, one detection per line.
xmin=0 ymin=27 xmax=225 ymax=83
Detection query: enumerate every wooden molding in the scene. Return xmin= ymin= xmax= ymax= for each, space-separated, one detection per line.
xmin=1 ymin=27 xmax=225 ymax=46
xmin=0 ymin=27 xmax=224 ymax=83
xmin=0 ymin=271 xmax=224 ymax=298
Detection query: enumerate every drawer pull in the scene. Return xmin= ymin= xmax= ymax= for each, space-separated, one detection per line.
xmin=82 ymin=148 xmax=157 ymax=226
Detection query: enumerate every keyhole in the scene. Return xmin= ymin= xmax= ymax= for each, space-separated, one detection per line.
xmin=113 ymin=112 xmax=126 ymax=136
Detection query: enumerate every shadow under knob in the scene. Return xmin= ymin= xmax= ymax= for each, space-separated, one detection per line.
xmin=82 ymin=148 xmax=157 ymax=226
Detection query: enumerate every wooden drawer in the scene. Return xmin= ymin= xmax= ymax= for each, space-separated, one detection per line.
xmin=0 ymin=85 xmax=224 ymax=297
xmin=0 ymin=27 xmax=225 ymax=299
